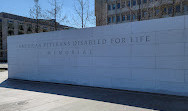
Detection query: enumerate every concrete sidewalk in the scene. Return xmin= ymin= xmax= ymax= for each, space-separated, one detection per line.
xmin=1 ymin=71 xmax=188 ymax=111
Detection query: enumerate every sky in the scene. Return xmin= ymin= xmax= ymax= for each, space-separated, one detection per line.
xmin=0 ymin=0 xmax=95 ymax=28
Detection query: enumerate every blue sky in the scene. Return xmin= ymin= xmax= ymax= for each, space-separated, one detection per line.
xmin=0 ymin=0 xmax=95 ymax=27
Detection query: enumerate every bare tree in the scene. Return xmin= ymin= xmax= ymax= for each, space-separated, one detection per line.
xmin=145 ymin=0 xmax=162 ymax=19
xmin=171 ymin=0 xmax=185 ymax=16
xmin=30 ymin=0 xmax=43 ymax=33
xmin=137 ymin=0 xmax=141 ymax=21
xmin=46 ymin=0 xmax=67 ymax=31
xmin=73 ymin=0 xmax=94 ymax=28
xmin=124 ymin=0 xmax=141 ymax=21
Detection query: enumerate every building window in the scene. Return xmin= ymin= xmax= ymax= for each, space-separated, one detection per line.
xmin=143 ymin=0 xmax=147 ymax=3
xmin=168 ymin=6 xmax=173 ymax=15
xmin=137 ymin=0 xmax=141 ymax=5
xmin=121 ymin=2 xmax=125 ymax=8
xmin=132 ymin=14 xmax=136 ymax=21
xmin=108 ymin=17 xmax=111 ymax=23
xmin=35 ymin=25 xmax=40 ymax=33
xmin=112 ymin=16 xmax=116 ymax=23
xmin=143 ymin=11 xmax=148 ymax=18
xmin=112 ymin=4 xmax=116 ymax=10
xmin=155 ymin=9 xmax=160 ymax=16
xmin=117 ymin=3 xmax=120 ymax=9
xmin=184 ymin=5 xmax=188 ymax=13
xmin=132 ymin=0 xmax=136 ymax=6
xmin=127 ymin=1 xmax=131 ymax=7
xmin=149 ymin=11 xmax=153 ymax=18
xmin=117 ymin=15 xmax=120 ymax=22
xmin=8 ymin=20 xmax=14 ymax=30
xmin=176 ymin=5 xmax=181 ymax=13
xmin=8 ymin=30 xmax=14 ymax=36
xmin=163 ymin=7 xmax=167 ymax=14
xmin=18 ymin=23 xmax=24 ymax=31
xmin=27 ymin=24 xmax=32 ymax=34
xmin=43 ymin=27 xmax=48 ymax=32
xmin=50 ymin=27 xmax=55 ymax=31
xmin=127 ymin=14 xmax=131 ymax=21
xmin=108 ymin=5 xmax=111 ymax=10
xmin=7 ymin=20 xmax=14 ymax=36
xmin=122 ymin=15 xmax=126 ymax=21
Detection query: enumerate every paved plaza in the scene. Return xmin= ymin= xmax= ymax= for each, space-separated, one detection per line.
xmin=0 ymin=64 xmax=8 ymax=69
xmin=1 ymin=71 xmax=188 ymax=111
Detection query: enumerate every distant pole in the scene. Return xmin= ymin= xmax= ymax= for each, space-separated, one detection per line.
xmin=137 ymin=0 xmax=141 ymax=21
xmin=81 ymin=0 xmax=84 ymax=28
xmin=35 ymin=0 xmax=39 ymax=33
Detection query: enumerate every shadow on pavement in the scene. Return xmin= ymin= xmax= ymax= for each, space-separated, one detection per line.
xmin=1 ymin=78 xmax=188 ymax=111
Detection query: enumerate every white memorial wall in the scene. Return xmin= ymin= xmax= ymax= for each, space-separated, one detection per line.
xmin=8 ymin=15 xmax=188 ymax=96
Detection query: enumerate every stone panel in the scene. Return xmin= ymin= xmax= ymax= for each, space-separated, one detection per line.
xmin=156 ymin=57 xmax=185 ymax=69
xmin=156 ymin=69 xmax=184 ymax=83
xmin=132 ymin=69 xmax=156 ymax=81
xmin=185 ymin=15 xmax=188 ymax=29
xmin=156 ymin=43 xmax=184 ymax=56
xmin=156 ymin=30 xmax=185 ymax=44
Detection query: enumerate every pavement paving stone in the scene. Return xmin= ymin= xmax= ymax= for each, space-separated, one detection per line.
xmin=1 ymin=71 xmax=188 ymax=111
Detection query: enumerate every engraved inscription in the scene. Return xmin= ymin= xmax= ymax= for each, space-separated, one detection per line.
xmin=18 ymin=35 xmax=152 ymax=56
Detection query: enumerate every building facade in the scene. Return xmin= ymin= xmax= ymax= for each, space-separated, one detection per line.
xmin=0 ymin=12 xmax=73 ymax=62
xmin=95 ymin=0 xmax=188 ymax=26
